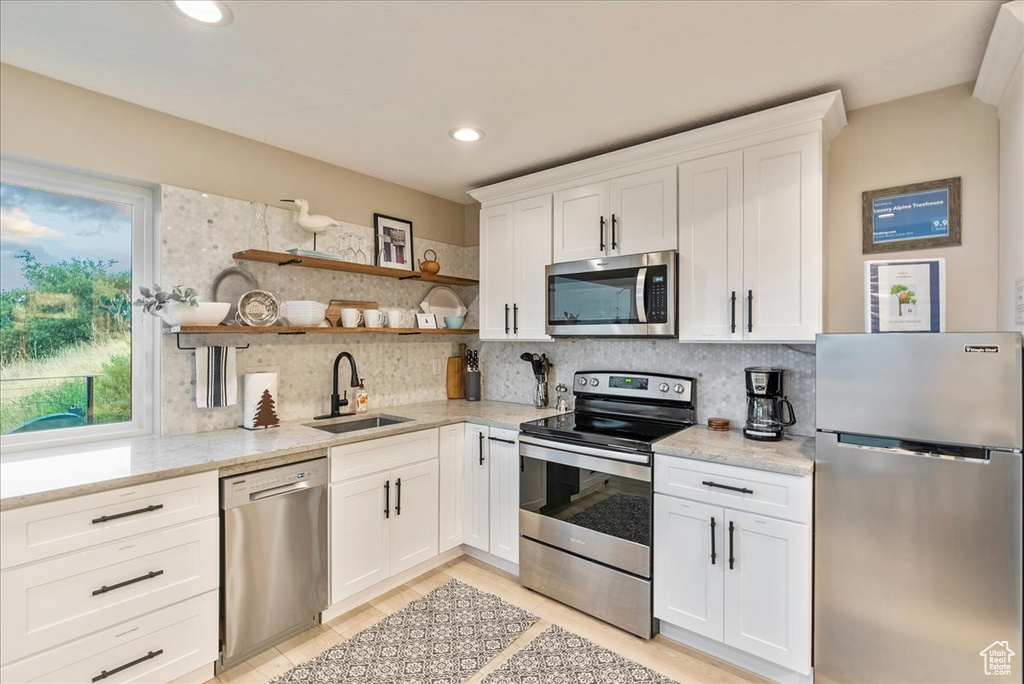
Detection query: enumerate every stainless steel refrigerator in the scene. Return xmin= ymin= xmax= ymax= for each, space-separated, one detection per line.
xmin=815 ymin=332 xmax=1022 ymax=684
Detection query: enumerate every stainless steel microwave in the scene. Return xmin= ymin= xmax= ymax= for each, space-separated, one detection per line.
xmin=545 ymin=250 xmax=677 ymax=337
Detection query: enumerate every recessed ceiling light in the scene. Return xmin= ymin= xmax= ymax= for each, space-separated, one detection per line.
xmin=170 ymin=0 xmax=233 ymax=26
xmin=449 ymin=127 xmax=484 ymax=143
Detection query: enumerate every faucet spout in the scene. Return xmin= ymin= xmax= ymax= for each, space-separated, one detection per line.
xmin=327 ymin=351 xmax=361 ymax=418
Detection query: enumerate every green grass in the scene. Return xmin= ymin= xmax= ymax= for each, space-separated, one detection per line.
xmin=1 ymin=334 xmax=131 ymax=434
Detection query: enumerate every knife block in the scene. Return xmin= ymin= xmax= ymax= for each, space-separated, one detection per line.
xmin=466 ymin=370 xmax=481 ymax=402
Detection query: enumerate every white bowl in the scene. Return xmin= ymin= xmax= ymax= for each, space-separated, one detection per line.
xmin=176 ymin=302 xmax=230 ymax=326
xmin=283 ymin=312 xmax=326 ymax=327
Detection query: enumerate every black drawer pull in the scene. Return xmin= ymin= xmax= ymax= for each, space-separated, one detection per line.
xmin=92 ymin=504 xmax=163 ymax=525
xmin=730 ymin=291 xmax=737 ymax=334
xmin=611 ymin=213 xmax=618 ymax=250
xmin=599 ymin=216 xmax=606 ymax=251
xmin=384 ymin=480 xmax=390 ymax=519
xmin=710 ymin=516 xmax=717 ymax=565
xmin=728 ymin=520 xmax=736 ymax=569
xmin=92 ymin=649 xmax=163 ymax=682
xmin=701 ymin=480 xmax=753 ymax=495
xmin=747 ymin=290 xmax=753 ymax=333
xmin=488 ymin=436 xmax=516 ymax=444
xmin=478 ymin=432 xmax=485 ymax=465
xmin=92 ymin=570 xmax=164 ymax=596
xmin=395 ymin=477 xmax=402 ymax=516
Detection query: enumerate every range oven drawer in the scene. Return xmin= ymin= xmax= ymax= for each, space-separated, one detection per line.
xmin=520 ymin=537 xmax=653 ymax=639
xmin=520 ymin=510 xmax=650 ymax=578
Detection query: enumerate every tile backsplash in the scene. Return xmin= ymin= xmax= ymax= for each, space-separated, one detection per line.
xmin=158 ymin=183 xmax=817 ymax=438
xmin=159 ymin=184 xmax=476 ymax=435
xmin=478 ymin=340 xmax=816 ymax=437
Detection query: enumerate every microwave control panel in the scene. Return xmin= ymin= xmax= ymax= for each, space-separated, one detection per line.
xmin=648 ymin=268 xmax=668 ymax=323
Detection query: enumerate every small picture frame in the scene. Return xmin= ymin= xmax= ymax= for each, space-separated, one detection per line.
xmin=862 ymin=177 xmax=961 ymax=254
xmin=415 ymin=313 xmax=437 ymax=329
xmin=864 ymin=258 xmax=946 ymax=333
xmin=373 ymin=213 xmax=414 ymax=270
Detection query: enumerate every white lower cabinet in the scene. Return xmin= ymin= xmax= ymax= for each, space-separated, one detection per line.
xmin=438 ymin=424 xmax=465 ymax=553
xmin=654 ymin=456 xmax=811 ymax=676
xmin=463 ymin=424 xmax=521 ymax=566
xmin=329 ymin=429 xmax=439 ymax=603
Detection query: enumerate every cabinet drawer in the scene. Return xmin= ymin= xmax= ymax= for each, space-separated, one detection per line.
xmin=330 ymin=428 xmax=439 ymax=482
xmin=654 ymin=455 xmax=810 ymax=524
xmin=1 ymin=518 xmax=218 ymax=665
xmin=1 ymin=472 xmax=218 ymax=569
xmin=0 ymin=590 xmax=217 ymax=684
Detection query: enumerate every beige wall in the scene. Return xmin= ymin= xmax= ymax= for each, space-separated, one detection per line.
xmin=464 ymin=202 xmax=481 ymax=246
xmin=828 ymin=82 xmax=1000 ymax=332
xmin=0 ymin=64 xmax=467 ymax=245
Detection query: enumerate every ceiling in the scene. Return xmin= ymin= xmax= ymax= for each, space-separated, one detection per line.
xmin=0 ymin=1 xmax=1002 ymax=204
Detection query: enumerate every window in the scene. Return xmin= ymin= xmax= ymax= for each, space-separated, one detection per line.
xmin=0 ymin=161 xmax=155 ymax=449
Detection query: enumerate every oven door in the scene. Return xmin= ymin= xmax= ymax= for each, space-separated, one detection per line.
xmin=545 ymin=250 xmax=676 ymax=337
xmin=519 ymin=435 xmax=652 ymax=578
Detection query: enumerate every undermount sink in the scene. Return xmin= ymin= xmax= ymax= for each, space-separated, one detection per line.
xmin=308 ymin=415 xmax=412 ymax=434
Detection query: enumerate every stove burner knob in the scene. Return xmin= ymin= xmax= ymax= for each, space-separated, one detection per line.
xmin=577 ymin=377 xmax=588 ymax=386
xmin=590 ymin=378 xmax=600 ymax=387
xmin=673 ymin=383 xmax=686 ymax=394
xmin=658 ymin=382 xmax=670 ymax=392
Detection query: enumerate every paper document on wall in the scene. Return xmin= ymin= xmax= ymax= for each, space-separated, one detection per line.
xmin=865 ymin=259 xmax=946 ymax=333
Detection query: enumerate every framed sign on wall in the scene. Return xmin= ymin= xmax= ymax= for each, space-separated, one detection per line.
xmin=865 ymin=258 xmax=946 ymax=333
xmin=862 ymin=177 xmax=961 ymax=254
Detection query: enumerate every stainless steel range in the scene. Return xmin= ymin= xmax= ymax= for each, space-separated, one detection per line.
xmin=518 ymin=370 xmax=696 ymax=638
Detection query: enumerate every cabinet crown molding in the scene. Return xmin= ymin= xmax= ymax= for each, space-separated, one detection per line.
xmin=973 ymin=1 xmax=1024 ymax=107
xmin=469 ymin=90 xmax=846 ymax=205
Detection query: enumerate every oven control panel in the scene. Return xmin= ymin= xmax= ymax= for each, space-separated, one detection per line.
xmin=574 ymin=371 xmax=694 ymax=404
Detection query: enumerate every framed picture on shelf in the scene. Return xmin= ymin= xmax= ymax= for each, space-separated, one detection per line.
xmin=415 ymin=313 xmax=437 ymax=329
xmin=862 ymin=177 xmax=961 ymax=254
xmin=864 ymin=258 xmax=946 ymax=333
xmin=373 ymin=213 xmax=414 ymax=270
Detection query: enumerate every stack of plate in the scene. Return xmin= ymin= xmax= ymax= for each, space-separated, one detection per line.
xmin=708 ymin=417 xmax=731 ymax=432
xmin=280 ymin=300 xmax=327 ymax=327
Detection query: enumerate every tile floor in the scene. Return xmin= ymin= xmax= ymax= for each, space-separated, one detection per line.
xmin=207 ymin=555 xmax=767 ymax=684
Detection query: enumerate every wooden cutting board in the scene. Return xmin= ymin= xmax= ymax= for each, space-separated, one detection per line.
xmin=326 ymin=300 xmax=378 ymax=326
xmin=447 ymin=343 xmax=467 ymax=399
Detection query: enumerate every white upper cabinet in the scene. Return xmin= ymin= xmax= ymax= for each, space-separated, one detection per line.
xmin=609 ymin=167 xmax=677 ymax=256
xmin=479 ymin=203 xmax=515 ymax=340
xmin=679 ymin=133 xmax=823 ymax=343
xmin=553 ymin=182 xmax=609 ymax=262
xmin=742 ymin=134 xmax=821 ymax=342
xmin=479 ymin=196 xmax=552 ymax=341
xmin=678 ymin=152 xmax=744 ymax=341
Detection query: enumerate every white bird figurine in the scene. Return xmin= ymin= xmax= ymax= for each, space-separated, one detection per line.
xmin=280 ymin=198 xmax=340 ymax=251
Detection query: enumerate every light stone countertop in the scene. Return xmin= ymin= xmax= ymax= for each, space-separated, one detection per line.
xmin=0 ymin=400 xmax=562 ymax=511
xmin=653 ymin=426 xmax=815 ymax=476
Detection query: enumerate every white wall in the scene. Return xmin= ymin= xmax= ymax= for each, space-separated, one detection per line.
xmin=997 ymin=56 xmax=1023 ymax=331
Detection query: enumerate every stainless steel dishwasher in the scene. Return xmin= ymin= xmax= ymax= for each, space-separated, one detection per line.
xmin=220 ymin=458 xmax=329 ymax=671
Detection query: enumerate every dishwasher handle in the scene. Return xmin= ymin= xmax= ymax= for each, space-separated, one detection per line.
xmin=249 ymin=480 xmax=315 ymax=502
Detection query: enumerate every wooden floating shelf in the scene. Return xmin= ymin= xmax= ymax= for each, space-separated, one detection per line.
xmin=170 ymin=326 xmax=478 ymax=336
xmin=232 ymin=250 xmax=479 ymax=287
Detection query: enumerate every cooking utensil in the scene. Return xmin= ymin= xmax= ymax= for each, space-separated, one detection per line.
xmin=447 ymin=342 xmax=467 ymax=399
xmin=418 ymin=249 xmax=441 ymax=274
xmin=212 ymin=266 xmax=259 ymax=323
xmin=235 ymin=290 xmax=280 ymax=327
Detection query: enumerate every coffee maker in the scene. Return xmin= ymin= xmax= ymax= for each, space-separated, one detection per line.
xmin=743 ymin=367 xmax=796 ymax=441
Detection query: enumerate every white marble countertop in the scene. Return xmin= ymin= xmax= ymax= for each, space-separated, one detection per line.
xmin=653 ymin=426 xmax=815 ymax=476
xmin=0 ymin=400 xmax=562 ymax=510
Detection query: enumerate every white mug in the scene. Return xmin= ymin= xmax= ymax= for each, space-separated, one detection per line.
xmin=340 ymin=308 xmax=363 ymax=328
xmin=386 ymin=309 xmax=406 ymax=328
xmin=364 ymin=309 xmax=385 ymax=328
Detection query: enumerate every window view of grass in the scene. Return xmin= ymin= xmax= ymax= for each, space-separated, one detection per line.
xmin=1 ymin=181 xmax=134 ymax=436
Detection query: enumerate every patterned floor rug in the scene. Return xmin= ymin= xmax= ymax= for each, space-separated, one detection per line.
xmin=269 ymin=579 xmax=538 ymax=684
xmin=481 ymin=624 xmax=679 ymax=684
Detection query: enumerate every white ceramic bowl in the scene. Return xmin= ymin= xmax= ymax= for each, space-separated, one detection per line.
xmin=176 ymin=302 xmax=230 ymax=326
xmin=283 ymin=312 xmax=326 ymax=327
xmin=280 ymin=300 xmax=326 ymax=327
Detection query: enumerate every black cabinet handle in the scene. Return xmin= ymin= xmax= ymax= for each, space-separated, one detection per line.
xmin=710 ymin=516 xmax=717 ymax=565
xmin=730 ymin=291 xmax=737 ymax=334
xmin=384 ymin=480 xmax=390 ymax=519
xmin=728 ymin=520 xmax=736 ymax=569
xmin=747 ymin=290 xmax=753 ymax=333
xmin=92 ymin=504 xmax=163 ymax=525
xmin=488 ymin=436 xmax=516 ymax=444
xmin=513 ymin=304 xmax=519 ymax=335
xmin=92 ymin=569 xmax=164 ymax=596
xmin=504 ymin=303 xmax=510 ymax=335
xmin=599 ymin=216 xmax=606 ymax=251
xmin=92 ymin=649 xmax=163 ymax=682
xmin=478 ymin=432 xmax=485 ymax=465
xmin=701 ymin=480 xmax=753 ymax=495
xmin=520 ymin=455 xmax=525 ymax=472
xmin=611 ymin=213 xmax=618 ymax=250
xmin=395 ymin=478 xmax=402 ymax=516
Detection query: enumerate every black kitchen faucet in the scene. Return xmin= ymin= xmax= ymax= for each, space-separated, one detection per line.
xmin=322 ymin=351 xmax=361 ymax=418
